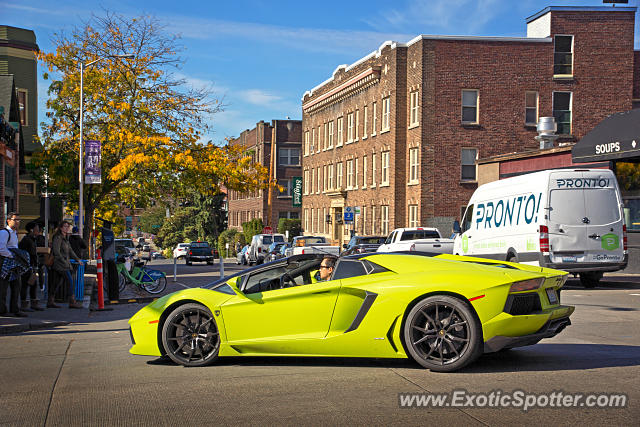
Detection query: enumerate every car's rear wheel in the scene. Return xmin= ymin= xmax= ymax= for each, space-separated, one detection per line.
xmin=404 ymin=295 xmax=482 ymax=372
xmin=162 ymin=303 xmax=220 ymax=367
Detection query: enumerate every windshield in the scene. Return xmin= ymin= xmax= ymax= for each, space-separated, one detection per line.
xmin=274 ymin=235 xmax=285 ymax=242
xmin=116 ymin=239 xmax=134 ymax=248
xmin=190 ymin=242 xmax=210 ymax=248
xmin=262 ymin=236 xmax=273 ymax=245
xmin=358 ymin=237 xmax=386 ymax=244
xmin=400 ymin=230 xmax=440 ymax=240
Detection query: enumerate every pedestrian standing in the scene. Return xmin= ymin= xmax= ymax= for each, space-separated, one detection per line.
xmin=50 ymin=221 xmax=83 ymax=309
xmin=19 ymin=222 xmax=44 ymax=311
xmin=0 ymin=212 xmax=26 ymax=317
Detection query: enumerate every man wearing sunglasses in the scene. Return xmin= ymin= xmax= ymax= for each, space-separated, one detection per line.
xmin=316 ymin=256 xmax=337 ymax=282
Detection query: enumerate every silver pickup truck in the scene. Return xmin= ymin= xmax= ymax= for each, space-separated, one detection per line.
xmin=376 ymin=227 xmax=454 ymax=254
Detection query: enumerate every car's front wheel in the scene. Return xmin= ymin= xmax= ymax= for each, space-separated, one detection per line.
xmin=404 ymin=295 xmax=482 ymax=372
xmin=161 ymin=303 xmax=220 ymax=367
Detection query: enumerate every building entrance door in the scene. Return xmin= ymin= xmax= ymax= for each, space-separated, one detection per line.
xmin=332 ymin=207 xmax=343 ymax=242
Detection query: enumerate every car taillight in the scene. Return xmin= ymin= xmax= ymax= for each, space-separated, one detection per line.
xmin=258 ymin=247 xmax=261 ymax=253
xmin=189 ymin=251 xmax=192 ymax=255
xmin=539 ymin=225 xmax=549 ymax=253
xmin=623 ymin=224 xmax=628 ymax=252
xmin=510 ymin=278 xmax=544 ymax=293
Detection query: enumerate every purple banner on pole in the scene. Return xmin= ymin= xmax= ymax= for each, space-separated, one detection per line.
xmin=84 ymin=140 xmax=102 ymax=184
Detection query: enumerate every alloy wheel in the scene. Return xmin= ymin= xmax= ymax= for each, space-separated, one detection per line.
xmin=162 ymin=304 xmax=220 ymax=367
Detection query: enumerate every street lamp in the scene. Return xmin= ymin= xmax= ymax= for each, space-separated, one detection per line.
xmin=78 ymin=53 xmax=134 ymax=238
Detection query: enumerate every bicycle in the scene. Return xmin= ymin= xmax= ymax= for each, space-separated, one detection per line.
xmin=116 ymin=257 xmax=167 ymax=294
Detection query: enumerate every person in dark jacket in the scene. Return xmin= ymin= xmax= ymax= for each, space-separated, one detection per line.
xmin=19 ymin=222 xmax=44 ymax=311
xmin=49 ymin=221 xmax=83 ymax=309
xmin=69 ymin=226 xmax=88 ymax=260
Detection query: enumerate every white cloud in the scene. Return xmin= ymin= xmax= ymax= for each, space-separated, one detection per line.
xmin=239 ymin=89 xmax=282 ymax=106
xmin=364 ymin=0 xmax=506 ymax=35
xmin=161 ymin=15 xmax=413 ymax=56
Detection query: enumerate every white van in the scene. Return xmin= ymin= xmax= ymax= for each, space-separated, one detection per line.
xmin=453 ymin=168 xmax=627 ymax=287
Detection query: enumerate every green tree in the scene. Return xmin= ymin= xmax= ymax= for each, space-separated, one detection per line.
xmin=242 ymin=218 xmax=264 ymax=244
xmin=278 ymin=218 xmax=302 ymax=241
xmin=137 ymin=205 xmax=167 ymax=234
xmin=33 ymin=12 xmax=269 ymax=245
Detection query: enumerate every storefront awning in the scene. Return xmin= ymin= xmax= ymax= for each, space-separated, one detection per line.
xmin=572 ymin=109 xmax=640 ymax=163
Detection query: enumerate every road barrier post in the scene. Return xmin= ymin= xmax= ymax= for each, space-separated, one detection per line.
xmin=97 ymin=250 xmax=104 ymax=310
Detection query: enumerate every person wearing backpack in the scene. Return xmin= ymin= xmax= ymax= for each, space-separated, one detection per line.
xmin=19 ymin=222 xmax=44 ymax=311
xmin=0 ymin=212 xmax=26 ymax=317
xmin=49 ymin=221 xmax=83 ymax=309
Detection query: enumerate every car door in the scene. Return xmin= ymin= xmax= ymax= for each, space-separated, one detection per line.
xmin=221 ymin=266 xmax=341 ymax=344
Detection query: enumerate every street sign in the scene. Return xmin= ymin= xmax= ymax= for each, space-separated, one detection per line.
xmin=344 ymin=206 xmax=354 ymax=222
xmin=292 ymin=176 xmax=302 ymax=207
xmin=263 ymin=226 xmax=273 ymax=234
xmin=354 ymin=206 xmax=361 ymax=215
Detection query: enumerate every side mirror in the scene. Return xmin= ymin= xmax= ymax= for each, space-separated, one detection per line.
xmin=452 ymin=220 xmax=462 ymax=235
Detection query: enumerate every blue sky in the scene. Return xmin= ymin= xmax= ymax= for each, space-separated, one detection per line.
xmin=3 ymin=0 xmax=639 ymax=145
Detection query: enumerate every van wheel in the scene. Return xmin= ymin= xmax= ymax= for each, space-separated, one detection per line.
xmin=579 ymin=272 xmax=603 ymax=288
xmin=507 ymin=254 xmax=518 ymax=263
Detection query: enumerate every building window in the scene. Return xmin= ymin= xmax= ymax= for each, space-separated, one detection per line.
xmin=346 ymin=159 xmax=354 ymax=189
xmin=317 ymin=126 xmax=322 ymax=152
xmin=317 ymin=167 xmax=321 ymax=193
xmin=311 ymin=168 xmax=315 ymax=194
xmin=304 ymin=169 xmax=310 ymax=195
xmin=381 ymin=151 xmax=390 ymax=185
xmin=362 ymin=206 xmax=368 ymax=235
xmin=363 ymin=155 xmax=368 ymax=188
xmin=347 ymin=113 xmax=354 ymax=142
xmin=317 ymin=208 xmax=321 ymax=233
xmin=323 ymin=165 xmax=327 ymax=192
xmin=461 ymin=148 xmax=478 ymax=181
xmin=323 ymin=123 xmax=328 ymax=150
xmin=328 ymin=164 xmax=334 ymax=190
xmin=305 ymin=209 xmax=309 ymax=232
xmin=409 ymin=148 xmax=419 ymax=183
xmin=363 ymin=105 xmax=368 ymax=138
xmin=382 ymin=97 xmax=390 ymax=131
xmin=381 ymin=205 xmax=389 ymax=235
xmin=462 ymin=90 xmax=479 ymax=124
xmin=355 ymin=157 xmax=359 ymax=189
xmin=311 ymin=128 xmax=315 ymax=154
xmin=337 ymin=162 xmax=343 ymax=189
xmin=17 ymin=89 xmax=27 ymax=126
xmin=311 ymin=209 xmax=314 ymax=232
xmin=372 ymin=102 xmax=377 ymax=135
xmin=372 ymin=153 xmax=377 ymax=186
xmin=323 ymin=207 xmax=327 ymax=234
xmin=525 ymin=91 xmax=539 ymax=126
xmin=279 ymin=211 xmax=298 ymax=219
xmin=328 ymin=121 xmax=334 ymax=148
xmin=355 ymin=109 xmax=359 ymax=140
xmin=279 ymin=148 xmax=300 ymax=166
xmin=554 ymin=35 xmax=573 ymax=76
xmin=304 ymin=131 xmax=309 ymax=156
xmin=278 ymin=179 xmax=292 ymax=197
xmin=553 ymin=91 xmax=572 ymax=135
xmin=19 ymin=182 xmax=35 ymax=196
xmin=371 ymin=206 xmax=377 ymax=234
xmin=337 ymin=117 xmax=343 ymax=147
xmin=408 ymin=204 xmax=418 ymax=228
xmin=410 ymin=91 xmax=419 ymax=126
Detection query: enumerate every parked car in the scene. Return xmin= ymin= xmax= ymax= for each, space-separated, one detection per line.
xmin=185 ymin=242 xmax=217 ymax=265
xmin=142 ymin=244 xmax=151 ymax=252
xmin=115 ymin=238 xmax=137 ymax=257
xmin=289 ymin=235 xmax=339 ymax=257
xmin=264 ymin=242 xmax=286 ymax=263
xmin=377 ymin=227 xmax=454 ymax=254
xmin=285 ymin=236 xmax=327 ymax=257
xmin=151 ymin=251 xmax=164 ymax=260
xmin=341 ymin=235 xmax=387 ymax=256
xmin=248 ymin=234 xmax=286 ymax=265
xmin=173 ymin=243 xmax=189 ymax=259
xmin=236 ymin=245 xmax=249 ymax=265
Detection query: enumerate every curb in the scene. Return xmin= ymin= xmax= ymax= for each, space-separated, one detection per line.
xmin=0 ymin=320 xmax=70 ymax=335
xmin=104 ymin=297 xmax=160 ymax=305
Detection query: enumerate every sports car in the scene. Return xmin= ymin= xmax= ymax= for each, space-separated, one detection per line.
xmin=128 ymin=252 xmax=574 ymax=372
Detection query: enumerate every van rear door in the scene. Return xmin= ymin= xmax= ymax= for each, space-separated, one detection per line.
xmin=547 ymin=170 xmax=624 ymax=266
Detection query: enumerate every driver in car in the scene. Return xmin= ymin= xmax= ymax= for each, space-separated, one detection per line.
xmin=313 ymin=256 xmax=337 ymax=282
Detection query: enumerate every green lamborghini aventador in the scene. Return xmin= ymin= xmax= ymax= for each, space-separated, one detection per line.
xmin=128 ymin=252 xmax=573 ymax=372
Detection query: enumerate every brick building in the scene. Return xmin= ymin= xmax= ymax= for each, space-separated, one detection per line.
xmin=227 ymin=119 xmax=302 ymax=231
xmin=301 ymin=5 xmax=638 ymax=245
xmin=0 ymin=75 xmax=21 ymax=223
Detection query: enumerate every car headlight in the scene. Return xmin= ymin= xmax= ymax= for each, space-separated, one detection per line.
xmin=509 ymin=278 xmax=544 ymax=293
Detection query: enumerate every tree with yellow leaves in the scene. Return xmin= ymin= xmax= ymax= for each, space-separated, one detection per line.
xmin=32 ymin=12 xmax=268 ymax=243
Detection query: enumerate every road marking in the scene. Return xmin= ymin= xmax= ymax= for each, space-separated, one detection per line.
xmin=630 ymin=293 xmax=640 ymax=296
xmin=173 ymin=282 xmax=192 ymax=289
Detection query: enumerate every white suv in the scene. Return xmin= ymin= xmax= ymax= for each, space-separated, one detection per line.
xmin=173 ymin=243 xmax=189 ymax=259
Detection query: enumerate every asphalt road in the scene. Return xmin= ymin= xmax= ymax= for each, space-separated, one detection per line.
xmin=1 ymin=262 xmax=639 ymax=425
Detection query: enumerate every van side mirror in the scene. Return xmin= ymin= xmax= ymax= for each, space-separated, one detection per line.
xmin=452 ymin=220 xmax=462 ymax=235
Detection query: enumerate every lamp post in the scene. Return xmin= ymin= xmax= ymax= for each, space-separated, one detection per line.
xmin=78 ymin=53 xmax=134 ymax=238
